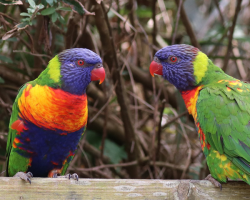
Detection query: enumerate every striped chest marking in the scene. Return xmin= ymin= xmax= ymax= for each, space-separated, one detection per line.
xmin=181 ymin=86 xmax=202 ymax=121
xmin=181 ymin=86 xmax=210 ymax=151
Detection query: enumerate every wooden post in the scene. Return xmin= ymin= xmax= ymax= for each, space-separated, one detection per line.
xmin=0 ymin=178 xmax=249 ymax=199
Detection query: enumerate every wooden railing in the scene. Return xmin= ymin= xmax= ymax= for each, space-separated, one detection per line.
xmin=0 ymin=178 xmax=249 ymax=199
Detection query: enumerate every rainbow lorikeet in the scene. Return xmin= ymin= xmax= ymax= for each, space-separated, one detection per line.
xmin=150 ymin=44 xmax=250 ymax=188
xmin=6 ymin=48 xmax=105 ymax=183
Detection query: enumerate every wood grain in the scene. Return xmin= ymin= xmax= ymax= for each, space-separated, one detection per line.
xmin=0 ymin=178 xmax=249 ymax=200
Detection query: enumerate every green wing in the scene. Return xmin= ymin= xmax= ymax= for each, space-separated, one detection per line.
xmin=197 ymin=80 xmax=250 ymax=175
xmin=6 ymin=82 xmax=35 ymax=176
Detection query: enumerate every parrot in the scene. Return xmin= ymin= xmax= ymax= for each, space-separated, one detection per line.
xmin=150 ymin=44 xmax=250 ymax=189
xmin=6 ymin=48 xmax=105 ymax=183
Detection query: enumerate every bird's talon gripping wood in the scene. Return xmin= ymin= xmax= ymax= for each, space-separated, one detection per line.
xmin=14 ymin=172 xmax=33 ymax=184
xmin=205 ymin=174 xmax=222 ymax=190
xmin=150 ymin=44 xmax=250 ymax=187
xmin=64 ymin=173 xmax=79 ymax=181
xmin=6 ymin=48 xmax=105 ymax=180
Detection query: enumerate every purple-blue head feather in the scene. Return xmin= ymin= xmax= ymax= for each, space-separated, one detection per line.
xmin=58 ymin=48 xmax=103 ymax=95
xmin=153 ymin=44 xmax=199 ymax=91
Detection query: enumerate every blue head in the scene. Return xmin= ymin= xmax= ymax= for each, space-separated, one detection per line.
xmin=59 ymin=48 xmax=105 ymax=95
xmin=44 ymin=48 xmax=105 ymax=95
xmin=150 ymin=44 xmax=208 ymax=91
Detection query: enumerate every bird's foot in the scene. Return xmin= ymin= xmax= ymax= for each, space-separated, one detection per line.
xmin=14 ymin=172 xmax=33 ymax=184
xmin=49 ymin=169 xmax=78 ymax=181
xmin=205 ymin=174 xmax=222 ymax=190
xmin=64 ymin=173 xmax=79 ymax=181
xmin=48 ymin=169 xmax=62 ymax=178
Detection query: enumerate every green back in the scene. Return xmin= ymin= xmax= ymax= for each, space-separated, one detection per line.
xmin=197 ymin=62 xmax=250 ymax=176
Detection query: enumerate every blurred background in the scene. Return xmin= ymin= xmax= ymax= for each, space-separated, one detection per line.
xmin=0 ymin=0 xmax=249 ymax=180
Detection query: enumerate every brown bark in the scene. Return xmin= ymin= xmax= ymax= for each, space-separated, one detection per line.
xmin=92 ymin=2 xmax=139 ymax=178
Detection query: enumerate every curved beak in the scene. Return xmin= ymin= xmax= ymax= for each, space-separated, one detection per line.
xmin=150 ymin=61 xmax=163 ymax=77
xmin=91 ymin=64 xmax=106 ymax=84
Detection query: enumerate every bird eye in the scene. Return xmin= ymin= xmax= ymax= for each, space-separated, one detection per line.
xmin=77 ymin=60 xmax=84 ymax=66
xmin=169 ymin=56 xmax=178 ymax=63
xmin=154 ymin=57 xmax=160 ymax=63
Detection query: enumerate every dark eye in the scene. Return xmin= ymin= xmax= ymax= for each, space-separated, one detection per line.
xmin=169 ymin=56 xmax=178 ymax=63
xmin=77 ymin=60 xmax=84 ymax=66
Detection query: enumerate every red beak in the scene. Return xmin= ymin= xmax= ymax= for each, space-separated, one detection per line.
xmin=91 ymin=66 xmax=105 ymax=84
xmin=150 ymin=61 xmax=163 ymax=77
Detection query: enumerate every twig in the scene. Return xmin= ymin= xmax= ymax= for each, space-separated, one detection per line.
xmin=93 ymin=169 xmax=113 ymax=179
xmin=127 ymin=90 xmax=154 ymax=110
xmin=172 ymin=0 xmax=183 ymax=44
xmin=152 ymin=0 xmax=158 ymax=55
xmin=89 ymin=81 xmax=117 ymax=123
xmin=108 ymin=7 xmax=136 ymax=32
xmin=72 ymin=14 xmax=85 ymax=48
xmin=0 ymin=12 xmax=16 ymax=22
xmin=71 ymin=160 xmax=138 ymax=172
xmin=170 ymin=108 xmax=191 ymax=179
xmin=162 ymin=110 xmax=188 ymax=129
xmin=174 ymin=0 xmax=200 ymax=48
xmin=156 ymin=100 xmax=166 ymax=160
xmin=213 ymin=0 xmax=225 ymax=26
xmin=207 ymin=27 xmax=229 ymax=56
xmin=100 ymin=83 xmax=108 ymax=160
xmin=119 ymin=55 xmax=138 ymax=127
xmin=151 ymin=161 xmax=185 ymax=171
xmin=232 ymin=40 xmax=247 ymax=80
xmin=222 ymin=0 xmax=242 ymax=71
xmin=0 ymin=99 xmax=12 ymax=109
xmin=83 ymin=142 xmax=111 ymax=164
xmin=13 ymin=50 xmax=52 ymax=58
xmin=157 ymin=0 xmax=172 ymax=37
xmin=94 ymin=2 xmax=139 ymax=178
xmin=105 ymin=0 xmax=113 ymax=14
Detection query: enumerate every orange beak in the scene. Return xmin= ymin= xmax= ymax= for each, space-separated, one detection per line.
xmin=150 ymin=61 xmax=163 ymax=77
xmin=91 ymin=65 xmax=105 ymax=84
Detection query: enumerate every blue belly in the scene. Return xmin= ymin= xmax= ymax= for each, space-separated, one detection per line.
xmin=14 ymin=120 xmax=84 ymax=177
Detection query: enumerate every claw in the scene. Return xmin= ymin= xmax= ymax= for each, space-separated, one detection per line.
xmin=48 ymin=169 xmax=61 ymax=178
xmin=52 ymin=173 xmax=58 ymax=178
xmin=14 ymin=172 xmax=33 ymax=184
xmin=205 ymin=174 xmax=222 ymax=190
xmin=26 ymin=171 xmax=33 ymax=178
xmin=71 ymin=173 xmax=79 ymax=181
xmin=64 ymin=173 xmax=79 ymax=181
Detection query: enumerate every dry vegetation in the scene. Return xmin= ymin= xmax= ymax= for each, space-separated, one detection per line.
xmin=0 ymin=0 xmax=249 ymax=181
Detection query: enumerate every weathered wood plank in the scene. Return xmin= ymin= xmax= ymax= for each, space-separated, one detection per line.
xmin=0 ymin=178 xmax=249 ymax=200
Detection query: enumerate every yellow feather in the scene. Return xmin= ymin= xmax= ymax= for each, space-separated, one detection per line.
xmin=193 ymin=51 xmax=208 ymax=84
xmin=47 ymin=55 xmax=61 ymax=83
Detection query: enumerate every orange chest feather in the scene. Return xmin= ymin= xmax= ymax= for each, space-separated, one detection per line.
xmin=18 ymin=84 xmax=88 ymax=132
xmin=181 ymin=86 xmax=202 ymax=121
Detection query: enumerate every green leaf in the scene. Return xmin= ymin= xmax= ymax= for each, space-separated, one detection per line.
xmin=20 ymin=13 xmax=31 ymax=17
xmin=0 ymin=0 xmax=23 ymax=5
xmin=58 ymin=14 xmax=65 ymax=24
xmin=86 ymin=130 xmax=127 ymax=164
xmin=0 ymin=76 xmax=4 ymax=84
xmin=41 ymin=7 xmax=56 ymax=15
xmin=46 ymin=0 xmax=54 ymax=6
xmin=0 ymin=55 xmax=13 ymax=64
xmin=51 ymin=12 xmax=58 ymax=23
xmin=27 ymin=8 xmax=35 ymax=14
xmin=62 ymin=0 xmax=85 ymax=15
xmin=56 ymin=7 xmax=72 ymax=11
xmin=37 ymin=4 xmax=45 ymax=9
xmin=17 ymin=22 xmax=29 ymax=28
xmin=21 ymin=18 xmax=30 ymax=22
xmin=27 ymin=0 xmax=36 ymax=8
